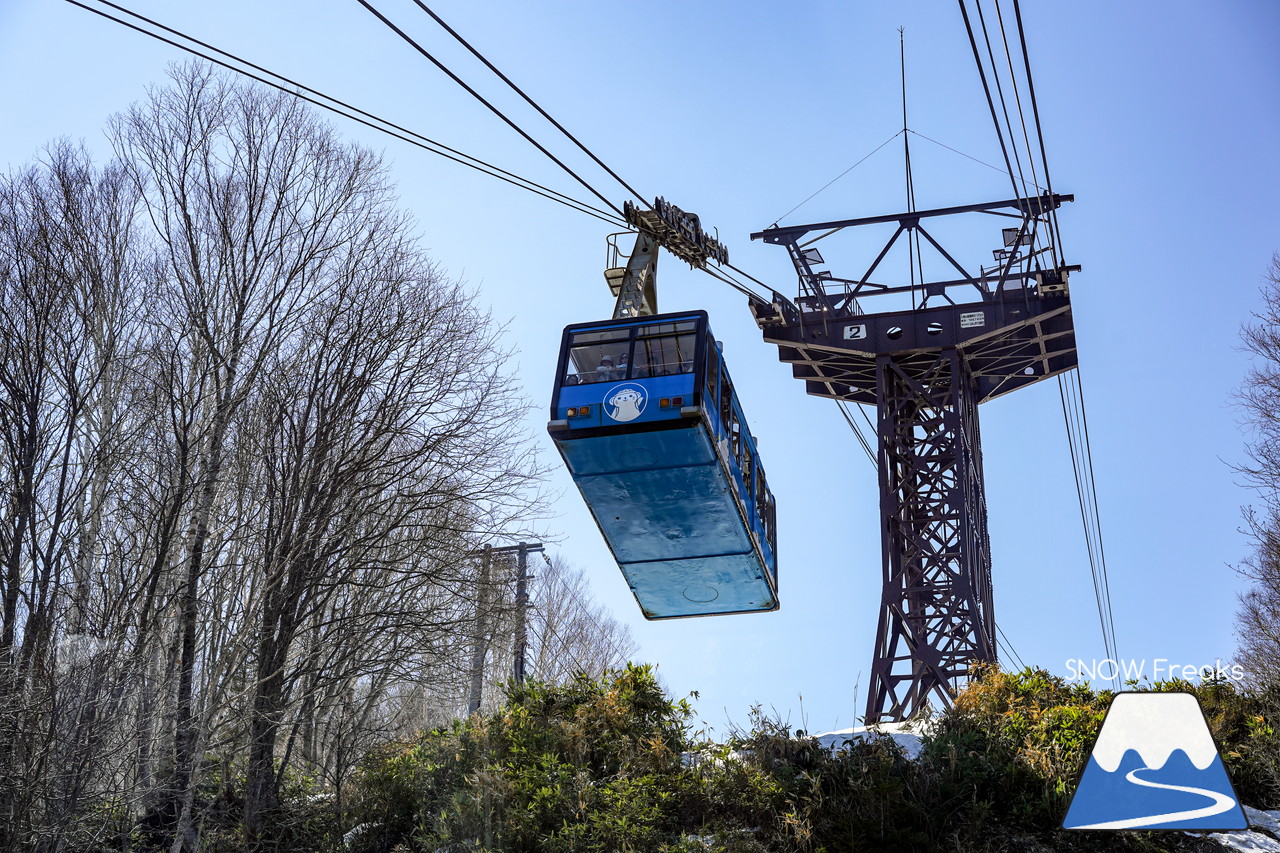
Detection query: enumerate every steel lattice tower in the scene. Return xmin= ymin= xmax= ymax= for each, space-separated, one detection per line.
xmin=750 ymin=194 xmax=1077 ymax=722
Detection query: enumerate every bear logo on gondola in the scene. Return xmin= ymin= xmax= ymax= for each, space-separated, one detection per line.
xmin=605 ymin=384 xmax=646 ymax=423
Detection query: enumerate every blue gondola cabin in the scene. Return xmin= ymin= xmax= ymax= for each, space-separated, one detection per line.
xmin=547 ymin=310 xmax=778 ymax=619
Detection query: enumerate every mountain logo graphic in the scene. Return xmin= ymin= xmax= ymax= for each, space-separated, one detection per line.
xmin=1063 ymin=692 xmax=1248 ymax=831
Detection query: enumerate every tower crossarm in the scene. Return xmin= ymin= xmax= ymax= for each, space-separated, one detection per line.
xmin=749 ymin=193 xmax=1073 ymax=245
xmin=751 ymin=193 xmax=1075 ymax=317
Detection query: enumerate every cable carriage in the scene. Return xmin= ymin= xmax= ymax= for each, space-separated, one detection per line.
xmin=548 ymin=310 xmax=778 ymax=618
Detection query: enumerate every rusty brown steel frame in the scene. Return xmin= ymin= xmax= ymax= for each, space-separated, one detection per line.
xmin=751 ymin=194 xmax=1076 ymax=722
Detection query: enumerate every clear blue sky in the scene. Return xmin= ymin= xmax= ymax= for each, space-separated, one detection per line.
xmin=3 ymin=0 xmax=1278 ymax=735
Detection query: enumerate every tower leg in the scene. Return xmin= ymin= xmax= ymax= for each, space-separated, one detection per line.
xmin=865 ymin=348 xmax=995 ymax=723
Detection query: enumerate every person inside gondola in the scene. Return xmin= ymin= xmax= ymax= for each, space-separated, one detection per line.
xmin=596 ymin=355 xmax=617 ymax=382
xmin=617 ymin=353 xmax=630 ymax=379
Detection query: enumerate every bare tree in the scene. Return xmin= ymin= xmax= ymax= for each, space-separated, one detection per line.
xmin=0 ymin=61 xmax=650 ymax=851
xmin=234 ymin=233 xmax=537 ymax=838
xmin=108 ymin=63 xmax=410 ymax=843
xmin=528 ymin=554 xmax=637 ymax=683
xmin=463 ymin=552 xmax=638 ymax=715
xmin=0 ymin=141 xmax=146 ymax=851
xmin=1234 ymin=253 xmax=1280 ymax=804
xmin=1235 ymin=253 xmax=1280 ymax=690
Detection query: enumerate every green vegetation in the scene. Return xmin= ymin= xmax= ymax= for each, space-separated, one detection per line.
xmin=55 ymin=662 xmax=1274 ymax=850
xmin=351 ymin=664 xmax=693 ymax=852
xmin=326 ymin=664 xmax=1278 ymax=853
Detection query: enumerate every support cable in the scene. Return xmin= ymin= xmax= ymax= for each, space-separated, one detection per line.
xmin=1011 ymin=0 xmax=1066 ymax=258
xmin=992 ymin=0 xmax=1055 ymax=269
xmin=996 ymin=623 xmax=1027 ymax=672
xmin=836 ymin=401 xmax=877 ymax=468
xmin=1069 ymin=369 xmax=1119 ymax=666
xmin=1059 ymin=378 xmax=1104 ymax=645
xmin=410 ymin=1 xmax=653 ymax=209
xmin=985 ymin=15 xmax=1098 ymax=680
xmin=1063 ymin=377 xmax=1111 ymax=662
xmin=77 ymin=0 xmax=789 ymax=317
xmin=974 ymin=0 xmax=1030 ymax=205
xmin=963 ymin=3 xmax=1110 ymax=678
xmin=1058 ymin=370 xmax=1119 ymax=687
xmin=769 ymin=131 xmax=903 ymax=227
xmin=354 ymin=0 xmax=626 ymax=218
xmin=957 ymin=0 xmax=1022 ymax=201
xmin=700 ymin=263 xmax=776 ymax=307
xmin=906 ymin=129 xmax=1045 ymax=192
xmin=65 ymin=0 xmax=626 ymax=228
xmin=368 ymin=0 xmax=784 ymax=309
xmin=857 ymin=398 xmax=877 ymax=436
xmin=900 ymin=28 xmax=926 ymax=308
xmin=721 ymin=261 xmax=779 ymax=297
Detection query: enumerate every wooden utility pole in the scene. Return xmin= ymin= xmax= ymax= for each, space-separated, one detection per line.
xmin=512 ymin=542 xmax=543 ymax=683
xmin=466 ymin=542 xmax=543 ymax=716
xmin=466 ymin=545 xmax=492 ymax=716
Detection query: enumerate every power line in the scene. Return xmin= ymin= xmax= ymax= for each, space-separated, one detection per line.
xmin=64 ymin=0 xmax=627 ymax=228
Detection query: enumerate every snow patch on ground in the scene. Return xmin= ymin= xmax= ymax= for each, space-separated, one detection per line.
xmin=1198 ymin=805 xmax=1280 ymax=852
xmin=814 ymin=720 xmax=929 ymax=760
xmin=1209 ymin=830 xmax=1280 ymax=852
xmin=343 ymin=822 xmax=374 ymax=848
xmin=1246 ymin=807 xmax=1280 ymax=836
xmin=681 ymin=748 xmax=752 ymax=770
